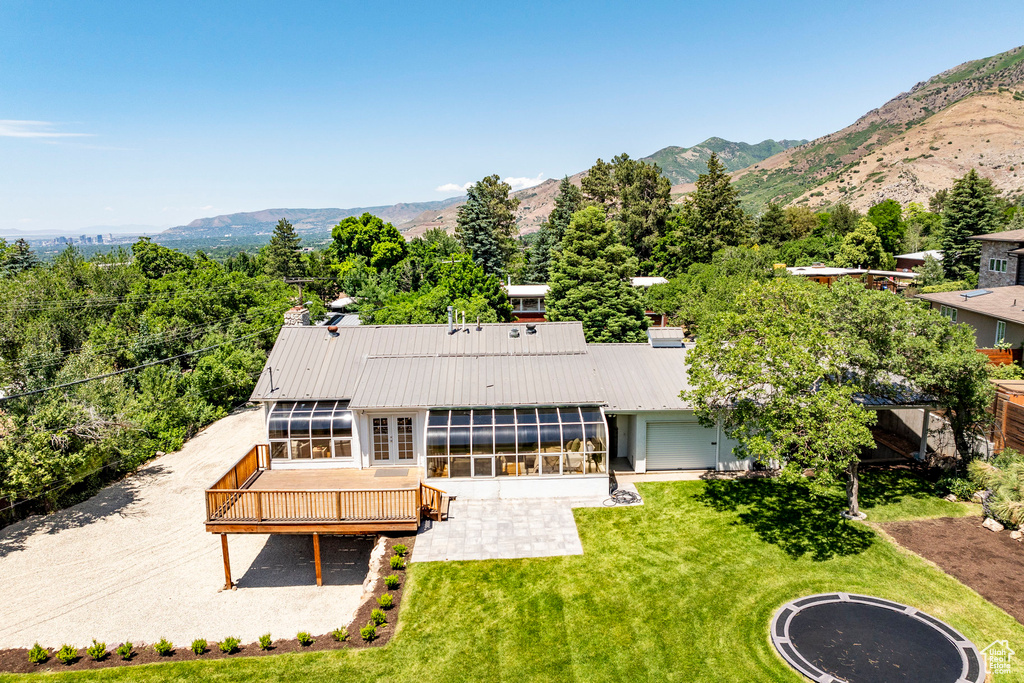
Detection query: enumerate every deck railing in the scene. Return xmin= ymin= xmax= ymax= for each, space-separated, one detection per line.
xmin=206 ymin=488 xmax=420 ymax=524
xmin=205 ymin=445 xmax=446 ymax=527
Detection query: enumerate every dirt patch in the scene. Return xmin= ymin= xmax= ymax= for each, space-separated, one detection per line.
xmin=881 ymin=516 xmax=1024 ymax=624
xmin=0 ymin=532 xmax=416 ymax=674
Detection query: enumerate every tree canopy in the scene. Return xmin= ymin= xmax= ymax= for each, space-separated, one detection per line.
xmin=866 ymin=198 xmax=905 ymax=254
xmin=527 ymin=177 xmax=582 ymax=283
xmin=264 ymin=218 xmax=304 ymax=279
xmin=834 ymin=219 xmax=892 ymax=269
xmin=941 ymin=169 xmax=1002 ymax=282
xmin=455 ymin=175 xmax=520 ymax=277
xmin=546 ymin=206 xmax=647 ymax=343
xmin=330 ymin=212 xmax=407 ymax=271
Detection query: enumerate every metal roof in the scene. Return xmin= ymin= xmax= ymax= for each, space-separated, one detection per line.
xmin=630 ymin=276 xmax=669 ymax=287
xmin=894 ymin=250 xmax=943 ymax=261
xmin=349 ymin=354 xmax=603 ymax=408
xmin=251 ymin=322 xmax=589 ymax=402
xmin=588 ymin=344 xmax=691 ymax=411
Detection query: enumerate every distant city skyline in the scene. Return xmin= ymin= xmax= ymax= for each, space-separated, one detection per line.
xmin=3 ymin=0 xmax=1024 ymax=234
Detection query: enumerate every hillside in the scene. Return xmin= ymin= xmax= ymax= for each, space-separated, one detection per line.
xmin=731 ymin=44 xmax=1024 ymax=212
xmin=158 ymin=198 xmax=464 ymax=240
xmin=642 ymin=137 xmax=805 ymax=185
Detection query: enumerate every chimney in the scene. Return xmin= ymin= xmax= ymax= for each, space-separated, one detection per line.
xmin=284 ymin=305 xmax=310 ymax=326
xmin=447 ymin=306 xmax=454 ymax=334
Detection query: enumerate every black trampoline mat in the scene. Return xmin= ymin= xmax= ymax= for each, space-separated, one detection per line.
xmin=788 ymin=602 xmax=963 ymax=683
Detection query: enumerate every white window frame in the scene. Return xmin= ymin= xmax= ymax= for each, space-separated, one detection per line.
xmin=990 ymin=258 xmax=1008 ymax=273
xmin=940 ymin=305 xmax=958 ymax=323
xmin=996 ymin=320 xmax=1007 ymax=346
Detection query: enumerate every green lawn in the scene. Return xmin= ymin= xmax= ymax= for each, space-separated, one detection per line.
xmin=5 ymin=473 xmax=1020 ymax=683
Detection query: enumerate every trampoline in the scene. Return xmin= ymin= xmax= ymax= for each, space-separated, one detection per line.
xmin=771 ymin=593 xmax=983 ymax=683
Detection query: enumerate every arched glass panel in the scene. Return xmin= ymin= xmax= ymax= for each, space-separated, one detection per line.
xmin=472 ymin=409 xmax=493 ymax=425
xmin=448 ymin=427 xmax=471 ymax=456
xmin=332 ymin=411 xmax=353 ymax=437
xmin=472 ymin=426 xmax=494 ymax=455
xmin=428 ymin=410 xmax=449 ymax=426
xmin=494 ymin=425 xmax=516 ymax=454
xmin=537 ymin=408 xmax=559 ymax=423
xmin=449 ymin=410 xmax=471 ymax=426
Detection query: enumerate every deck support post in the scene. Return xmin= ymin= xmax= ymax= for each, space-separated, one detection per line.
xmin=313 ymin=533 xmax=322 ymax=587
xmin=220 ymin=533 xmax=234 ymax=590
xmin=918 ymin=409 xmax=931 ymax=461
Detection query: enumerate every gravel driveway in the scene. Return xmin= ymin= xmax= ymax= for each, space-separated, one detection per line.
xmin=0 ymin=407 xmax=371 ymax=648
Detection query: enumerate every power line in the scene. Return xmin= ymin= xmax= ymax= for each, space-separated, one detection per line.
xmin=0 ymin=326 xmax=278 ymax=404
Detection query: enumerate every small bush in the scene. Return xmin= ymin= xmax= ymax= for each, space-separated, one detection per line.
xmin=219 ymin=637 xmax=240 ymax=654
xmin=377 ymin=593 xmax=394 ymax=609
xmin=937 ymin=476 xmax=977 ymax=501
xmin=116 ymin=642 xmax=134 ymax=660
xmin=360 ymin=623 xmax=377 ymax=642
xmin=27 ymin=643 xmax=48 ymax=665
xmin=392 ymin=543 xmax=408 ymax=557
xmin=258 ymin=633 xmax=272 ymax=650
xmin=297 ymin=631 xmax=314 ymax=646
xmin=87 ymin=639 xmax=107 ymax=661
xmin=384 ymin=574 xmax=400 ymax=590
xmin=154 ymin=638 xmax=173 ymax=656
xmin=56 ymin=645 xmax=77 ymax=665
xmin=332 ymin=627 xmax=349 ymax=642
xmin=191 ymin=639 xmax=207 ymax=655
xmin=371 ymin=608 xmax=387 ymax=625
xmin=389 ymin=555 xmax=405 ymax=570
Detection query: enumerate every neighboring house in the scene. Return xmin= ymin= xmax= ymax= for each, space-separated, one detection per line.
xmin=503 ymin=277 xmax=670 ymax=326
xmin=916 ymin=286 xmax=1024 ymax=350
xmin=972 ymin=229 xmax=1024 ymax=288
xmin=785 ymin=265 xmax=918 ymax=292
xmin=894 ymin=250 xmax=942 ymax=272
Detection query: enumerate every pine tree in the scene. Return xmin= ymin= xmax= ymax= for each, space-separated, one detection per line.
xmin=580 ymin=154 xmax=671 ymax=266
xmin=655 ymin=153 xmax=748 ymax=274
xmin=526 ymin=177 xmax=582 ymax=282
xmin=546 ymin=206 xmax=647 ymax=343
xmin=940 ymin=169 xmax=1002 ymax=281
xmin=4 ymin=238 xmax=39 ymax=275
xmin=455 ymin=175 xmax=520 ymax=277
xmin=756 ymin=202 xmax=787 ymax=245
xmin=264 ymin=218 xmax=304 ymax=279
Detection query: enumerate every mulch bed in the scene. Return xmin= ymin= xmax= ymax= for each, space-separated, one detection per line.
xmin=880 ymin=516 xmax=1024 ymax=625
xmin=0 ymin=532 xmax=415 ymax=674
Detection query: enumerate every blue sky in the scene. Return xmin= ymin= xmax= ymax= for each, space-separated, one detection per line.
xmin=2 ymin=1 xmax=1024 ymax=234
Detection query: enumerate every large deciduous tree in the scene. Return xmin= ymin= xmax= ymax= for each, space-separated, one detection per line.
xmin=330 ymin=212 xmax=408 ymax=271
xmin=264 ymin=218 xmax=304 ymax=279
xmin=455 ymin=174 xmax=520 ymax=277
xmin=527 ymin=176 xmax=583 ymax=283
xmin=834 ymin=219 xmax=892 ymax=269
xmin=941 ymin=169 xmax=1002 ymax=282
xmin=866 ymin=199 xmax=905 ymax=254
xmin=686 ymin=277 xmax=992 ymax=517
xmin=546 ymin=206 xmax=647 ymax=342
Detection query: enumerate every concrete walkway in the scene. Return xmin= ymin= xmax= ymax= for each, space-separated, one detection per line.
xmin=414 ymin=487 xmax=642 ymax=562
xmin=0 ymin=408 xmax=370 ymax=648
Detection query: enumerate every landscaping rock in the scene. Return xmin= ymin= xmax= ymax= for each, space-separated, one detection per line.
xmin=943 ymin=494 xmax=958 ymax=502
xmin=972 ymin=491 xmax=987 ymax=504
xmin=1010 ymin=530 xmax=1023 ymax=542
xmin=983 ymin=518 xmax=1005 ymax=533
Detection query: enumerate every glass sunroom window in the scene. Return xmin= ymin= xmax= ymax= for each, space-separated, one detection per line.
xmin=268 ymin=400 xmax=354 ymax=460
xmin=425 ymin=406 xmax=607 ymax=479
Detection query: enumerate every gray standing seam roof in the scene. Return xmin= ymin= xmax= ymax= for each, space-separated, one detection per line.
xmin=588 ymin=344 xmax=691 ymax=410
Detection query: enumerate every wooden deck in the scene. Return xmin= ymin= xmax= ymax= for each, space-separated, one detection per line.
xmin=205 ymin=445 xmax=447 ymax=589
xmin=205 ymin=445 xmax=445 ymax=535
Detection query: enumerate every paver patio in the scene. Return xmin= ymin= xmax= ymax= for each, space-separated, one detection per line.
xmin=414 ymin=486 xmax=642 ymax=562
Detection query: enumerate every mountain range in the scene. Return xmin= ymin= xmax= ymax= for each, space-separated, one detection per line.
xmin=157 ymin=44 xmax=1024 ymax=243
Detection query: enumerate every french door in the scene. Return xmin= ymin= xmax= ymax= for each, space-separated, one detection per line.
xmin=371 ymin=416 xmax=416 ymax=465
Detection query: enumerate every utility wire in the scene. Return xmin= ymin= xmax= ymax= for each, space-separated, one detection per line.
xmin=0 ymin=326 xmax=278 ymax=404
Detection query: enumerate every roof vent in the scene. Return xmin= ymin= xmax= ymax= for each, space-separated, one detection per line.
xmin=327 ymin=325 xmax=339 ymax=336
xmin=509 ymin=327 xmax=520 ymax=338
xmin=525 ymin=324 xmax=537 ymax=335
xmin=647 ymin=327 xmax=685 ymax=348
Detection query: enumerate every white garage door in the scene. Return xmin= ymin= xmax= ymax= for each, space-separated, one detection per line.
xmin=646 ymin=422 xmax=718 ymax=470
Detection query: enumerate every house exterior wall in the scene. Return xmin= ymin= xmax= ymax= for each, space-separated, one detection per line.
xmin=610 ymin=410 xmax=752 ymax=473
xmin=978 ymin=241 xmax=1020 ymax=288
xmin=925 ymin=302 xmax=1024 ymax=348
xmin=895 ymin=257 xmax=924 ymax=271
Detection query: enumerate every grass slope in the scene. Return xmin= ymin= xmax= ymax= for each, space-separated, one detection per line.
xmin=8 ymin=473 xmax=1020 ymax=683
xmin=732 ymin=44 xmax=1024 ymax=213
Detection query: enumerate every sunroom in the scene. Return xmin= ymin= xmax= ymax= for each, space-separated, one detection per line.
xmin=424 ymin=406 xmax=608 ymax=479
